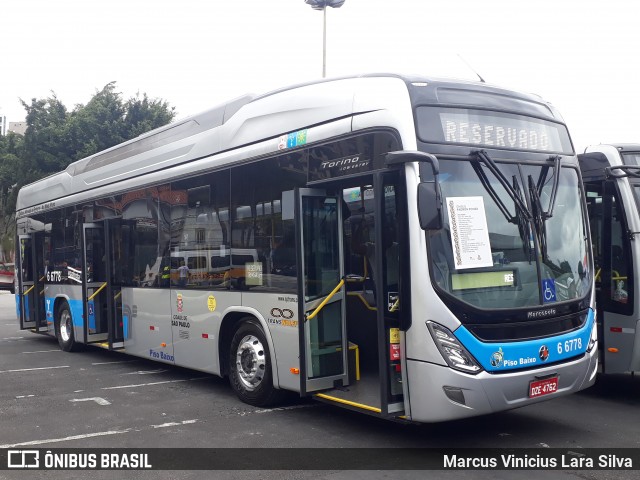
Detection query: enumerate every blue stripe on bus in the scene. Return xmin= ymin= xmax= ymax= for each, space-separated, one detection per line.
xmin=44 ymin=297 xmax=84 ymax=328
xmin=454 ymin=309 xmax=595 ymax=372
xmin=122 ymin=315 xmax=129 ymax=340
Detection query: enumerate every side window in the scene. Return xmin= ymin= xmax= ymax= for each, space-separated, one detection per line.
xmin=47 ymin=208 xmax=82 ymax=283
xmin=117 ymin=188 xmax=165 ymax=287
xmin=230 ymin=152 xmax=306 ymax=293
xmin=170 ymin=171 xmax=230 ymax=289
xmin=608 ymin=183 xmax=633 ymax=311
xmin=585 ymin=183 xmax=603 ymax=292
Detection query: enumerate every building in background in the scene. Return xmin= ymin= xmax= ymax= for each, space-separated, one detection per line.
xmin=0 ymin=115 xmax=6 ymax=135
xmin=8 ymin=122 xmax=26 ymax=135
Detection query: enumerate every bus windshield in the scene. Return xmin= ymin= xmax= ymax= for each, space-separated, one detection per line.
xmin=429 ymin=158 xmax=591 ymax=309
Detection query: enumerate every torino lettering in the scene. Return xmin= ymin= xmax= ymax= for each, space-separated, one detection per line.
xmin=444 ymin=120 xmax=550 ymax=151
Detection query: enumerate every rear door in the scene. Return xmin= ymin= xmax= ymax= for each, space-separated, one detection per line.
xmin=83 ymin=223 xmax=109 ymax=343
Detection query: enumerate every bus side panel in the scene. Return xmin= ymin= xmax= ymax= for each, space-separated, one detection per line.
xmin=244 ymin=293 xmax=300 ymax=393
xmin=170 ymin=289 xmax=241 ymax=374
xmin=632 ymin=319 xmax=640 ymax=371
xmin=603 ymin=313 xmax=640 ymax=373
xmin=122 ymin=288 xmax=174 ymax=364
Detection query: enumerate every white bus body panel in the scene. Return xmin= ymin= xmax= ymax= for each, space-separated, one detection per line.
xmin=122 ymin=289 xmax=174 ymax=364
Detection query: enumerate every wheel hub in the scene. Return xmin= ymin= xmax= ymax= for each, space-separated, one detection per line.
xmin=59 ymin=310 xmax=72 ymax=342
xmin=235 ymin=334 xmax=266 ymax=391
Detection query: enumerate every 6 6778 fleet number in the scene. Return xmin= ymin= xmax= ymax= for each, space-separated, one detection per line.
xmin=557 ymin=338 xmax=582 ymax=354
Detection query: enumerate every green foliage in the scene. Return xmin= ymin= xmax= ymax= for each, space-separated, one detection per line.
xmin=0 ymin=82 xmax=176 ymax=259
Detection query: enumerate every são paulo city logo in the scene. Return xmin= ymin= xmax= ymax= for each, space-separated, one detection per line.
xmin=539 ymin=345 xmax=550 ymax=362
xmin=490 ymin=347 xmax=504 ymax=367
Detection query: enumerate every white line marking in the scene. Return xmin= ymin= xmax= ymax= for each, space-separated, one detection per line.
xmin=101 ymin=376 xmax=207 ymax=390
xmin=91 ymin=360 xmax=138 ymax=365
xmin=237 ymin=404 xmax=318 ymax=416
xmin=1 ymin=336 xmax=24 ymax=341
xmin=0 ymin=429 xmax=131 ymax=448
xmin=70 ymin=397 xmax=111 ymax=406
xmin=22 ymin=349 xmax=61 ymax=354
xmin=16 ymin=395 xmax=35 ymax=399
xmin=0 ymin=366 xmax=70 ymax=374
xmin=125 ymin=369 xmax=168 ymax=375
xmin=152 ymin=419 xmax=198 ymax=429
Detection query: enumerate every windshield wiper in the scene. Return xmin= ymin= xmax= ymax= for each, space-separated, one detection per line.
xmin=526 ymin=155 xmax=561 ymax=263
xmin=528 ymin=174 xmax=549 ymax=262
xmin=513 ymin=174 xmax=533 ymax=260
xmin=533 ymin=155 xmax=561 ymax=219
xmin=473 ymin=150 xmax=532 ymax=223
xmin=470 ymin=161 xmax=517 ymax=224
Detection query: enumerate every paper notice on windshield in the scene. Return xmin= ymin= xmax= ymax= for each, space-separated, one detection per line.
xmin=446 ymin=196 xmax=493 ymax=270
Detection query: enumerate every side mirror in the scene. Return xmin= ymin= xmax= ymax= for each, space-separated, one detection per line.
xmin=418 ymin=182 xmax=442 ymax=230
xmin=385 ymin=150 xmax=442 ymax=231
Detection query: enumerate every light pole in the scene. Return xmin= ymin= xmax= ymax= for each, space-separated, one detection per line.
xmin=304 ymin=1 xmax=345 ymax=78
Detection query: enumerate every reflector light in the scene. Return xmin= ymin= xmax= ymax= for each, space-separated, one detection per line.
xmin=290 ymin=368 xmax=300 ymax=375
xmin=610 ymin=327 xmax=622 ymax=333
xmin=202 ymin=333 xmax=209 ymax=339
xmin=161 ymin=342 xmax=167 ymax=347
xmin=608 ymin=348 xmax=619 ymax=353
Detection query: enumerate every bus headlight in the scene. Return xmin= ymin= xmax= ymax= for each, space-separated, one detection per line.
xmin=427 ymin=321 xmax=482 ymax=374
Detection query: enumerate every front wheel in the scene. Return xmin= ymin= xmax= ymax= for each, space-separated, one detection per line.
xmin=56 ymin=301 xmax=78 ymax=352
xmin=229 ymin=319 xmax=285 ymax=407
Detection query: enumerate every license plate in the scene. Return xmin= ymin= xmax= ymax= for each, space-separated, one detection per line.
xmin=529 ymin=376 xmax=559 ymax=398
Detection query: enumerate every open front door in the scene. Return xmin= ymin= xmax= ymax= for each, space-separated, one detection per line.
xmin=83 ymin=223 xmax=109 ymax=344
xmin=297 ymin=189 xmax=349 ymax=393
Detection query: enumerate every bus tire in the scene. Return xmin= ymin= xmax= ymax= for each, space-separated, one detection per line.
xmin=56 ymin=301 xmax=78 ymax=352
xmin=229 ymin=318 xmax=284 ymax=407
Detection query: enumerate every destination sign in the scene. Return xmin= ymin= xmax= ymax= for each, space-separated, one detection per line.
xmin=417 ymin=107 xmax=574 ymax=154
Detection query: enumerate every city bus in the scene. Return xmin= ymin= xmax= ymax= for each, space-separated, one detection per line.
xmin=15 ymin=74 xmax=598 ymax=422
xmin=579 ymin=144 xmax=640 ymax=374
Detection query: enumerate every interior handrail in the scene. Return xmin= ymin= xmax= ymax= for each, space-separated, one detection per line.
xmin=306 ymin=278 xmax=345 ymax=322
xmin=88 ymin=282 xmax=108 ymax=301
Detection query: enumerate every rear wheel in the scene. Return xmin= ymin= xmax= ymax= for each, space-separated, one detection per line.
xmin=56 ymin=301 xmax=78 ymax=352
xmin=229 ymin=319 xmax=285 ymax=407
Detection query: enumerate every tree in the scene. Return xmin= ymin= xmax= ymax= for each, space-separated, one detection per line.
xmin=0 ymin=82 xmax=176 ymax=261
xmin=66 ymin=82 xmax=176 ymax=160
xmin=21 ymin=93 xmax=71 ymax=175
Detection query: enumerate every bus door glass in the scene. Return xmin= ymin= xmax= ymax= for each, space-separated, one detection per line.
xmin=297 ymin=189 xmax=348 ymax=392
xmin=83 ymin=223 xmax=109 ymax=343
xmin=107 ymin=220 xmax=127 ymax=348
xmin=18 ymin=235 xmax=36 ymax=329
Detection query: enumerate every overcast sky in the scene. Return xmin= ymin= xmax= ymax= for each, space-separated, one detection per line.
xmin=1 ymin=0 xmax=638 ymax=152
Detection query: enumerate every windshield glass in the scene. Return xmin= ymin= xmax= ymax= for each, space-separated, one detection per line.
xmin=429 ymin=159 xmax=591 ymax=309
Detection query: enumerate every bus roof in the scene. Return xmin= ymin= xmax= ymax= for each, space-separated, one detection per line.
xmin=16 ymin=73 xmax=561 ymax=216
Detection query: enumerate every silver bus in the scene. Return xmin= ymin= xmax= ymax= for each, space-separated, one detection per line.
xmin=15 ymin=74 xmax=598 ymax=422
xmin=579 ymin=144 xmax=640 ymax=374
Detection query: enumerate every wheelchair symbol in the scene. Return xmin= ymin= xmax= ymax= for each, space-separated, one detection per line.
xmin=542 ymin=279 xmax=556 ymax=303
